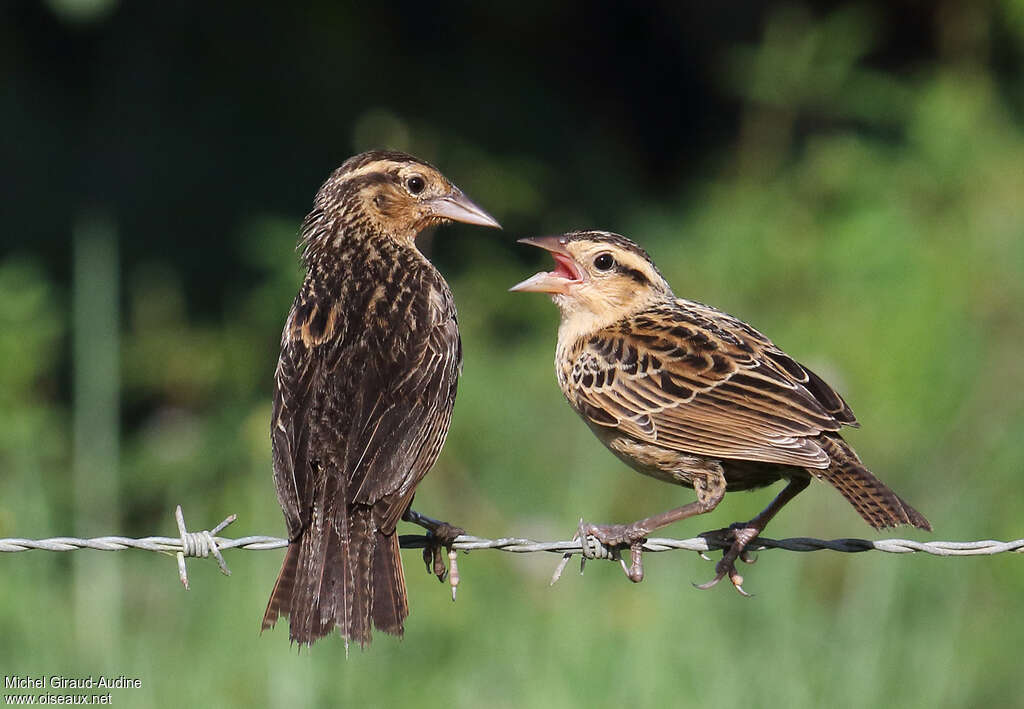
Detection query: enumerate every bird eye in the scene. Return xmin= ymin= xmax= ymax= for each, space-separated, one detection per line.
xmin=406 ymin=176 xmax=425 ymax=195
xmin=593 ymin=252 xmax=614 ymax=271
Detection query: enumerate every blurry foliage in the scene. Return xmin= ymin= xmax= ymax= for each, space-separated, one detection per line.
xmin=2 ymin=3 xmax=1024 ymax=708
xmin=0 ymin=259 xmax=67 ymax=536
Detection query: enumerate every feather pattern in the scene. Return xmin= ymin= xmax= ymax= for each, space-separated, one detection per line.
xmin=518 ymin=230 xmax=930 ymax=536
xmin=559 ymin=298 xmax=856 ymax=470
xmin=260 ymin=151 xmax=486 ymax=647
xmin=262 ymin=252 xmax=460 ymax=646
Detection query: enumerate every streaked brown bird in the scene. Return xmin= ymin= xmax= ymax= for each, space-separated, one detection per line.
xmin=511 ymin=230 xmax=930 ymax=594
xmin=261 ymin=150 xmax=500 ymax=647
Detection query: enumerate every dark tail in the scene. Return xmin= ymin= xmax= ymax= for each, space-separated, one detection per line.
xmin=261 ymin=505 xmax=408 ymax=647
xmin=261 ymin=540 xmax=300 ymax=634
xmin=370 ymin=529 xmax=408 ymax=636
xmin=816 ymin=434 xmax=932 ymax=531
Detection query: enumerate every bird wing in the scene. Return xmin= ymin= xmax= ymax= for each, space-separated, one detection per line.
xmin=344 ymin=285 xmax=461 ymax=533
xmin=565 ymin=299 xmax=858 ymax=469
xmin=271 ymin=313 xmax=320 ymax=542
xmin=271 ymin=276 xmax=461 ymax=541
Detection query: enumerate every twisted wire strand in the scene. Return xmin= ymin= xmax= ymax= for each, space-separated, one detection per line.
xmin=2 ymin=504 xmax=1021 ymax=591
xmin=8 ymin=534 xmax=1023 ymax=556
xmin=2 ymin=512 xmax=1021 ymax=558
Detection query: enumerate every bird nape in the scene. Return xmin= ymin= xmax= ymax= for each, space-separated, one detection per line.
xmin=261 ymin=150 xmax=500 ymax=648
xmin=511 ymin=230 xmax=930 ymax=595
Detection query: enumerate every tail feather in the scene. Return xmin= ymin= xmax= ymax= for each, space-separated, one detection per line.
xmin=261 ymin=541 xmax=299 ymax=632
xmin=279 ymin=510 xmax=343 ymax=644
xmin=893 ymin=492 xmax=932 ymax=531
xmin=261 ymin=503 xmax=407 ymax=648
xmin=370 ymin=531 xmax=409 ymax=635
xmin=343 ymin=506 xmax=375 ymax=647
xmin=816 ymin=435 xmax=932 ymax=532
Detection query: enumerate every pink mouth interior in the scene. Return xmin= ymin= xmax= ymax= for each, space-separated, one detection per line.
xmin=551 ymin=253 xmax=582 ymax=281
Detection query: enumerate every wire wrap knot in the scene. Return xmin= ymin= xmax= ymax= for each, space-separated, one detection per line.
xmin=174 ymin=505 xmax=236 ymax=590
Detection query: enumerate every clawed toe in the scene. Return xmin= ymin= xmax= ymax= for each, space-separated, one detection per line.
xmin=578 ymin=521 xmax=645 ymax=553
xmin=693 ymin=523 xmax=761 ymax=597
xmin=692 ymin=568 xmax=726 ymax=591
xmin=405 ymin=513 xmax=464 ymax=601
xmin=551 ymin=515 xmax=763 ymax=592
xmin=693 ymin=559 xmax=752 ymax=597
xmin=550 ymin=519 xmax=648 ymax=585
xmin=422 ymin=522 xmax=464 ymax=582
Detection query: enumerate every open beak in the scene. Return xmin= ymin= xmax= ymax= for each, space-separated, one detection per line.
xmin=509 ymin=236 xmax=584 ymax=294
xmin=427 ymin=189 xmax=501 ymax=229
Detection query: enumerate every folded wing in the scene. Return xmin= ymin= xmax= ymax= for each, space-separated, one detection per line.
xmin=564 ymin=299 xmax=857 ymax=469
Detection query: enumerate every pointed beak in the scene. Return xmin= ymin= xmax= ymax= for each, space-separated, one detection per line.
xmin=515 ymin=235 xmax=570 ymax=255
xmin=509 ymin=235 xmax=584 ymax=294
xmin=427 ymin=189 xmax=501 ymax=229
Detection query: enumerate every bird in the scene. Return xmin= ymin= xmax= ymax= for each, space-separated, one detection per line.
xmin=510 ymin=230 xmax=931 ymax=594
xmin=261 ymin=150 xmax=500 ymax=647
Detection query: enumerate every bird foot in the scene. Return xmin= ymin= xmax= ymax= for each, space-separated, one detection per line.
xmin=551 ymin=518 xmax=647 ymax=585
xmin=693 ymin=523 xmax=761 ymax=597
xmin=422 ymin=521 xmax=464 ymax=578
xmin=402 ymin=508 xmax=464 ymax=600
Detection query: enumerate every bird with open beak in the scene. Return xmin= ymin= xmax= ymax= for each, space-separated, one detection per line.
xmin=262 ymin=150 xmax=500 ymax=648
xmin=512 ymin=230 xmax=930 ymax=594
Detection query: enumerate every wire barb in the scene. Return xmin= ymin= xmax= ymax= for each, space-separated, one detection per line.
xmin=174 ymin=505 xmax=235 ymax=590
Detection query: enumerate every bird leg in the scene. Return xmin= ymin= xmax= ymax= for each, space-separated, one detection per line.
xmin=402 ymin=508 xmax=464 ymax=593
xmin=563 ymin=470 xmax=727 ymax=584
xmin=695 ymin=476 xmax=810 ymax=596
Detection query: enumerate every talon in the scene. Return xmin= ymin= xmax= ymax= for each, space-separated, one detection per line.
xmin=433 ymin=546 xmax=448 ymax=582
xmin=592 ymin=522 xmax=646 ymax=579
xmin=422 ymin=534 xmax=448 ymax=582
xmin=727 ymin=567 xmax=753 ymax=596
xmin=625 ymin=541 xmax=644 ymax=583
xmin=697 ymin=550 xmax=713 ymax=562
xmin=616 ymin=552 xmax=630 ymax=579
xmin=403 ymin=510 xmax=464 ymax=593
xmin=422 ymin=546 xmax=434 ymax=576
xmin=553 ymin=518 xmax=649 ymax=582
xmin=412 ymin=518 xmax=463 ymax=583
xmin=732 ymin=581 xmax=753 ymax=598
xmin=693 ymin=571 xmax=725 ymax=591
xmin=693 ymin=522 xmax=762 ymax=595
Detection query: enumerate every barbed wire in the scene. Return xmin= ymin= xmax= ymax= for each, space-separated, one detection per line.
xmin=1 ymin=506 xmax=1021 ymax=590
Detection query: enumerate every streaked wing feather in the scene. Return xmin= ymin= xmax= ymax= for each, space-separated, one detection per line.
xmin=271 ymin=331 xmax=319 ymax=541
xmin=272 ymin=275 xmax=460 ymax=541
xmin=346 ymin=290 xmax=460 ymax=533
xmin=566 ymin=300 xmax=855 ymax=469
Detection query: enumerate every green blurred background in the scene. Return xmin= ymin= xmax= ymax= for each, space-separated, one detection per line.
xmin=3 ymin=1 xmax=1024 ymax=707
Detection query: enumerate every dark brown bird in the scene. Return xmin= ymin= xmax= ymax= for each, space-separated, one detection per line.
xmin=261 ymin=150 xmax=500 ymax=647
xmin=511 ymin=230 xmax=930 ymax=593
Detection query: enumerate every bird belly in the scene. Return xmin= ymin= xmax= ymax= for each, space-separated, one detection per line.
xmin=591 ymin=424 xmax=793 ymax=492
xmin=593 ymin=426 xmax=707 ymax=488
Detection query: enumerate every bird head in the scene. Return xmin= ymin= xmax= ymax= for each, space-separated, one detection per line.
xmin=302 ymin=150 xmax=500 ymax=259
xmin=510 ymin=230 xmax=673 ymax=328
